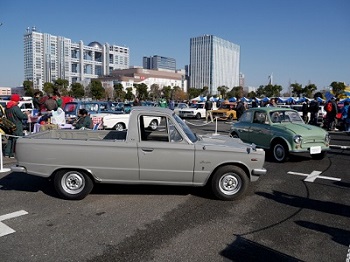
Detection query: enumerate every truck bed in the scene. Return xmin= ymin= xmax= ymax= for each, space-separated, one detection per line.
xmin=26 ymin=129 xmax=128 ymax=141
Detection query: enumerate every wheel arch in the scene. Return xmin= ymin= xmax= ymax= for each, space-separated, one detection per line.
xmin=51 ymin=167 xmax=96 ymax=183
xmin=205 ymin=162 xmax=250 ymax=186
xmin=270 ymin=136 xmax=291 ymax=151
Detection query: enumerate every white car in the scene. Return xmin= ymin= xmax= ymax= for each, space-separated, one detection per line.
xmin=174 ymin=103 xmax=189 ymax=115
xmin=178 ymin=103 xmax=206 ymax=119
xmin=102 ymin=113 xmax=160 ymax=131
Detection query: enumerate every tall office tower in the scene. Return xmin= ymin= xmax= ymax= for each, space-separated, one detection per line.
xmin=24 ymin=26 xmax=129 ymax=90
xmin=189 ymin=35 xmax=240 ymax=95
xmin=143 ymin=55 xmax=176 ymax=71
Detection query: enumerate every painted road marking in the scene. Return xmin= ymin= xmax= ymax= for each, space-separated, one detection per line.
xmin=287 ymin=170 xmax=341 ymax=182
xmin=0 ymin=210 xmax=28 ymax=237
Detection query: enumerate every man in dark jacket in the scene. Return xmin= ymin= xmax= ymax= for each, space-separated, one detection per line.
xmin=4 ymin=94 xmax=30 ymax=158
xmin=74 ymin=109 xmax=93 ymax=129
xmin=235 ymin=98 xmax=245 ymax=120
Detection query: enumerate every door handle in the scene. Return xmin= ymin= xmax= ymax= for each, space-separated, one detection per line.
xmin=142 ymin=148 xmax=154 ymax=152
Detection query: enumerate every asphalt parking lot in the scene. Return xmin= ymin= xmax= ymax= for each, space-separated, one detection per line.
xmin=0 ymin=120 xmax=349 ymax=262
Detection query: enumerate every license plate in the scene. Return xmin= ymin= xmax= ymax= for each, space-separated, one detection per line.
xmin=310 ymin=146 xmax=321 ymax=154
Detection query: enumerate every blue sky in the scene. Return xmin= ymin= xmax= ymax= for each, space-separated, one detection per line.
xmin=0 ymin=0 xmax=349 ymax=92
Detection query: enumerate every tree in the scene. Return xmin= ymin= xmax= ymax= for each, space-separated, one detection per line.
xmin=162 ymin=86 xmax=172 ymax=100
xmin=70 ymin=82 xmax=85 ymax=98
xmin=113 ymin=83 xmax=126 ymax=101
xmin=54 ymin=78 xmax=69 ymax=95
xmin=227 ymin=86 xmax=244 ymax=99
xmin=330 ymin=81 xmax=346 ymax=98
xmin=23 ymin=80 xmax=34 ymax=96
xmin=303 ymin=83 xmax=317 ymax=98
xmin=133 ymin=83 xmax=148 ymax=100
xmin=125 ymin=87 xmax=134 ymax=100
xmin=187 ymin=88 xmax=202 ymax=99
xmin=217 ymin=86 xmax=229 ymax=99
xmin=90 ymin=80 xmax=105 ymax=100
xmin=173 ymin=87 xmax=188 ymax=101
xmin=149 ymin=84 xmax=161 ymax=100
xmin=264 ymin=84 xmax=282 ymax=97
xmin=43 ymin=82 xmax=54 ymax=95
xmin=202 ymin=86 xmax=209 ymax=96
xmin=291 ymin=83 xmax=303 ymax=97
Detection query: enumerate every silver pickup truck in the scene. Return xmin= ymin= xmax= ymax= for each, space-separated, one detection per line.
xmin=11 ymin=107 xmax=267 ymax=201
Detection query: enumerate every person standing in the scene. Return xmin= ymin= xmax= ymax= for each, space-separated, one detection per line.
xmin=341 ymin=101 xmax=350 ymax=132
xmin=4 ymin=94 xmax=30 ymax=158
xmin=324 ymin=97 xmax=338 ymax=131
xmin=308 ymin=97 xmax=320 ymax=125
xmin=44 ymin=93 xmax=58 ymax=111
xmin=302 ymin=100 xmax=309 ymax=123
xmin=33 ymin=91 xmax=43 ymax=113
xmin=235 ymin=98 xmax=245 ymax=120
xmin=205 ymin=96 xmax=213 ymax=122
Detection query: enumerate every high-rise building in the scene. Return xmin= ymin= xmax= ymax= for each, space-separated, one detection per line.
xmin=143 ymin=55 xmax=176 ymax=71
xmin=189 ymin=35 xmax=240 ymax=95
xmin=24 ymin=26 xmax=129 ymax=90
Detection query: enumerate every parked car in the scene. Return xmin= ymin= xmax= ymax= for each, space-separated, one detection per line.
xmin=12 ymin=107 xmax=267 ymax=201
xmin=211 ymin=102 xmax=237 ymax=120
xmin=63 ymin=101 xmax=123 ymax=125
xmin=230 ymin=107 xmax=330 ymax=162
xmin=178 ymin=103 xmax=206 ymax=119
xmin=174 ymin=103 xmax=189 ymax=115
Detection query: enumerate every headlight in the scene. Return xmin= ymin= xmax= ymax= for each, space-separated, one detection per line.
xmin=325 ymin=134 xmax=330 ymax=143
xmin=293 ymin=135 xmax=303 ymax=144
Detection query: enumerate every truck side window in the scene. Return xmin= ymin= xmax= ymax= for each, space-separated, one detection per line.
xmin=140 ymin=115 xmax=169 ymax=142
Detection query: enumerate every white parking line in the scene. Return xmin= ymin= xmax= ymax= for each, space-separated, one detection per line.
xmin=287 ymin=171 xmax=341 ymax=182
xmin=0 ymin=210 xmax=28 ymax=237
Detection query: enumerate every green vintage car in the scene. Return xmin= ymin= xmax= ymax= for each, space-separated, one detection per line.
xmin=230 ymin=107 xmax=330 ymax=162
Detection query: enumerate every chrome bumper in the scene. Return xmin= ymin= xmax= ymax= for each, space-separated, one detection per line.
xmin=11 ymin=165 xmax=27 ymax=173
xmin=252 ymin=168 xmax=267 ymax=176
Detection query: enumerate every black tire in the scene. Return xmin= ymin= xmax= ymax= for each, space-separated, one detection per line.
xmin=148 ymin=120 xmax=158 ymax=130
xmin=228 ymin=114 xmax=234 ymax=120
xmin=271 ymin=141 xmax=289 ymax=162
xmin=195 ymin=113 xmax=201 ymax=119
xmin=230 ymin=132 xmax=239 ymax=139
xmin=211 ymin=165 xmax=249 ymax=201
xmin=311 ymin=151 xmax=327 ymax=160
xmin=54 ymin=169 xmax=94 ymax=200
xmin=114 ymin=123 xmax=125 ymax=131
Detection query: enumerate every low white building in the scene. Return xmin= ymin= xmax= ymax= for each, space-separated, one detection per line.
xmin=99 ymin=67 xmax=187 ymax=94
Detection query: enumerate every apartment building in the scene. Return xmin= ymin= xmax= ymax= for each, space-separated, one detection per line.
xmin=24 ymin=26 xmax=129 ymax=90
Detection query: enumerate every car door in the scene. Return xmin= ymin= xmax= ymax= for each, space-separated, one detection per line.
xmin=137 ymin=115 xmax=195 ymax=182
xmin=248 ymin=111 xmax=273 ymax=148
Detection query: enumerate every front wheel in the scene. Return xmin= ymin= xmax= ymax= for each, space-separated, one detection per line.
xmin=148 ymin=120 xmax=158 ymax=130
xmin=211 ymin=165 xmax=249 ymax=201
xmin=114 ymin=123 xmax=125 ymax=131
xmin=271 ymin=141 xmax=289 ymax=162
xmin=195 ymin=113 xmax=201 ymax=119
xmin=54 ymin=169 xmax=94 ymax=200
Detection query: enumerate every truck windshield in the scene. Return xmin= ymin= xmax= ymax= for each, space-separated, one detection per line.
xmin=173 ymin=114 xmax=198 ymax=143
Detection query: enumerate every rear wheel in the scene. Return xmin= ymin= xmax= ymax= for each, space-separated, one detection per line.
xmin=211 ymin=165 xmax=249 ymax=201
xmin=54 ymin=169 xmax=94 ymax=200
